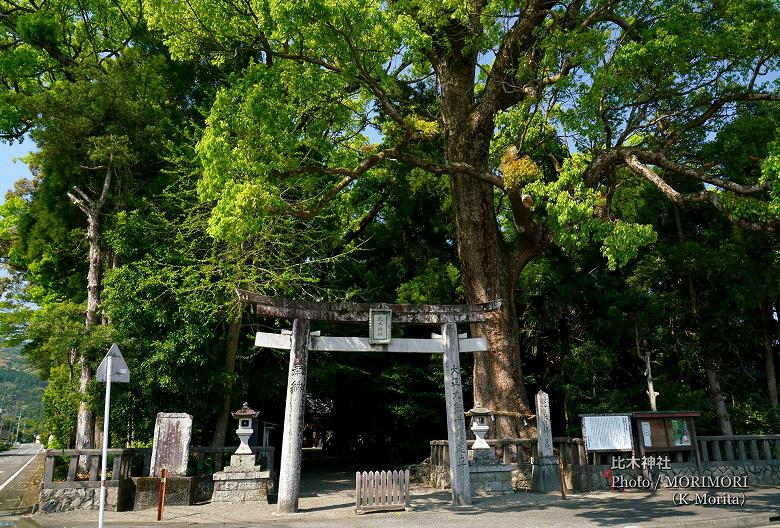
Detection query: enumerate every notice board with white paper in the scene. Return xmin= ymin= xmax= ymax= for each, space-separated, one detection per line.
xmin=581 ymin=414 xmax=634 ymax=452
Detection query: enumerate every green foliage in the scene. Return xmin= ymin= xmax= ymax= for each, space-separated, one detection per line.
xmin=41 ymin=365 xmax=79 ymax=448
xmin=525 ymin=155 xmax=657 ymax=269
xmin=396 ymin=259 xmax=460 ymax=304
xmin=2 ymin=0 xmax=779 ymax=454
xmin=0 ymin=346 xmax=47 ymax=439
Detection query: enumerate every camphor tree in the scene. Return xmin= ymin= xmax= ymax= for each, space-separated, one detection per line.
xmin=145 ymin=0 xmax=780 ymax=437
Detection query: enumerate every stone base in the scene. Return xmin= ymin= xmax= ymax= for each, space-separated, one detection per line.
xmin=532 ymin=456 xmax=561 ymax=492
xmin=35 ymin=486 xmax=120 ymax=514
xmin=469 ymin=464 xmax=514 ymax=495
xmin=227 ymin=453 xmax=256 ymax=469
xmin=131 ymin=476 xmax=194 ymax=510
xmin=211 ymin=466 xmax=271 ymax=503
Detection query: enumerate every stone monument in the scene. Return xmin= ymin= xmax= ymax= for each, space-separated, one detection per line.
xmin=531 ymin=391 xmax=562 ymax=492
xmin=465 ymin=403 xmax=513 ymax=495
xmin=150 ymin=413 xmax=193 ymax=477
xmin=133 ymin=412 xmax=194 ymax=509
xmin=211 ymin=403 xmax=273 ymax=503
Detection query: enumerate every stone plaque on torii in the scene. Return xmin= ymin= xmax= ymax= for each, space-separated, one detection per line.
xmin=237 ymin=289 xmax=501 ymax=513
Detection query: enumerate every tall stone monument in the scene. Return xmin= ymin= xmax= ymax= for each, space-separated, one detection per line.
xmin=134 ymin=412 xmax=194 ymax=509
xmin=531 ymin=391 xmax=561 ymax=492
xmin=150 ymin=413 xmax=193 ymax=477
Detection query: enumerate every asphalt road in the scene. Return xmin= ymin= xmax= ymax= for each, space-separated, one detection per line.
xmin=0 ymin=443 xmax=44 ymax=524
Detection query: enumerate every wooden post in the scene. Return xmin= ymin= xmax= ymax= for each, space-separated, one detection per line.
xmin=442 ymin=322 xmax=471 ymax=505
xmin=43 ymin=454 xmax=55 ymax=484
xmin=277 ymin=318 xmax=310 ymax=514
xmin=689 ymin=419 xmax=703 ymax=473
xmin=558 ymin=456 xmax=567 ymax=499
xmin=157 ymin=467 xmax=167 ymax=521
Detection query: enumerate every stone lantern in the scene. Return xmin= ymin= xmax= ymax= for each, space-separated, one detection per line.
xmin=464 ymin=402 xmax=513 ymax=495
xmin=465 ymin=402 xmax=496 ymax=464
xmin=211 ymin=402 xmax=271 ymax=503
xmin=232 ymin=402 xmax=259 ymax=456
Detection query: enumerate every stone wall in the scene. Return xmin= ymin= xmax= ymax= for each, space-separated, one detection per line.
xmin=583 ymin=462 xmax=780 ymax=491
xmin=513 ymin=465 xmax=533 ymax=490
xmin=131 ymin=476 xmax=193 ymax=509
xmin=34 ymin=486 xmax=120 ymax=514
xmin=428 ymin=461 xmax=780 ymax=492
xmin=430 ymin=464 xmax=528 ymax=492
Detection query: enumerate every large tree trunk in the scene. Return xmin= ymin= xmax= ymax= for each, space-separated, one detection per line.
xmin=438 ymin=57 xmax=535 ymax=439
xmin=636 ymin=320 xmax=658 ymax=411
xmin=673 ymin=207 xmax=733 ymax=435
xmin=760 ymin=300 xmax=779 ymax=419
xmin=703 ymin=354 xmax=733 ymax=434
xmin=68 ymin=165 xmax=112 ymax=458
xmin=451 ymin=163 xmax=534 ymax=438
xmin=212 ymin=316 xmax=242 ymax=448
xmin=75 ymin=210 xmax=101 ymax=454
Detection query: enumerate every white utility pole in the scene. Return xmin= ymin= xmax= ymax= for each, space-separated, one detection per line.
xmin=14 ymin=410 xmax=22 ymax=444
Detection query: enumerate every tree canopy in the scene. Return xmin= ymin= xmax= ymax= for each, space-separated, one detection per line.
xmin=0 ymin=0 xmax=778 ymax=452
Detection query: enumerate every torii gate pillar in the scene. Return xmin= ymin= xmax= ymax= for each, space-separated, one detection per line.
xmin=442 ymin=322 xmax=471 ymax=505
xmin=276 ymin=318 xmax=309 ymax=513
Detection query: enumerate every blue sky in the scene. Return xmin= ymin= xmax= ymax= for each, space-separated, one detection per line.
xmin=0 ymin=140 xmax=34 ymax=205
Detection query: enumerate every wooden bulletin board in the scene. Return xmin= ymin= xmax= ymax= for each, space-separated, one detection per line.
xmin=632 ymin=411 xmax=702 ymax=472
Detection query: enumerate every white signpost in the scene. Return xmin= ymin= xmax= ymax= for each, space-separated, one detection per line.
xmin=95 ymin=344 xmax=130 ymax=528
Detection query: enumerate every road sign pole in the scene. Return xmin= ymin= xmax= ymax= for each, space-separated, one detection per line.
xmin=95 ymin=343 xmax=129 ymax=527
xmin=98 ymin=352 xmax=112 ymax=528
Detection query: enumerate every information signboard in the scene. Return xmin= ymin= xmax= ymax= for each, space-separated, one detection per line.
xmin=581 ymin=414 xmax=633 ymax=452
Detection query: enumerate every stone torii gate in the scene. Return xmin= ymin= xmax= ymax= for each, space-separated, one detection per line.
xmin=237 ymin=290 xmax=501 ymax=513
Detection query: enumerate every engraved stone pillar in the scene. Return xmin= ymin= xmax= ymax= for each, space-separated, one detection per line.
xmin=276 ymin=318 xmax=310 ymax=513
xmin=532 ymin=390 xmax=561 ymax=492
xmin=442 ymin=322 xmax=472 ymax=505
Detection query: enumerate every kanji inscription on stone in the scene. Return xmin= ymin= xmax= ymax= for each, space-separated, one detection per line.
xmin=536 ymin=391 xmax=554 ymax=457
xmin=369 ymin=308 xmax=392 ymax=344
xmin=149 ymin=413 xmax=192 ymax=477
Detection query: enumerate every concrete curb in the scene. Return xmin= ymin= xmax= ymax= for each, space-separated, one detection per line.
xmin=15 ymin=518 xmax=42 ymax=528
xmin=643 ymin=512 xmax=780 ymax=528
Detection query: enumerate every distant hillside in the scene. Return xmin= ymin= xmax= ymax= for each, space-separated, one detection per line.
xmin=0 ymin=346 xmax=46 ymax=441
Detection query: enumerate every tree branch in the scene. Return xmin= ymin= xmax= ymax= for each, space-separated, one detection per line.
xmin=629 ymin=149 xmax=770 ymax=195
xmin=477 ymin=0 xmax=555 ymax=117
xmin=324 ymin=21 xmax=410 ymax=131
xmin=66 ymin=191 xmax=91 ymax=215
xmin=391 ymin=152 xmax=505 ymax=188
xmin=666 ymin=92 xmax=780 ymax=145
xmin=623 ymin=154 xmax=778 ymax=231
xmin=343 ymin=186 xmax=391 ymax=244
